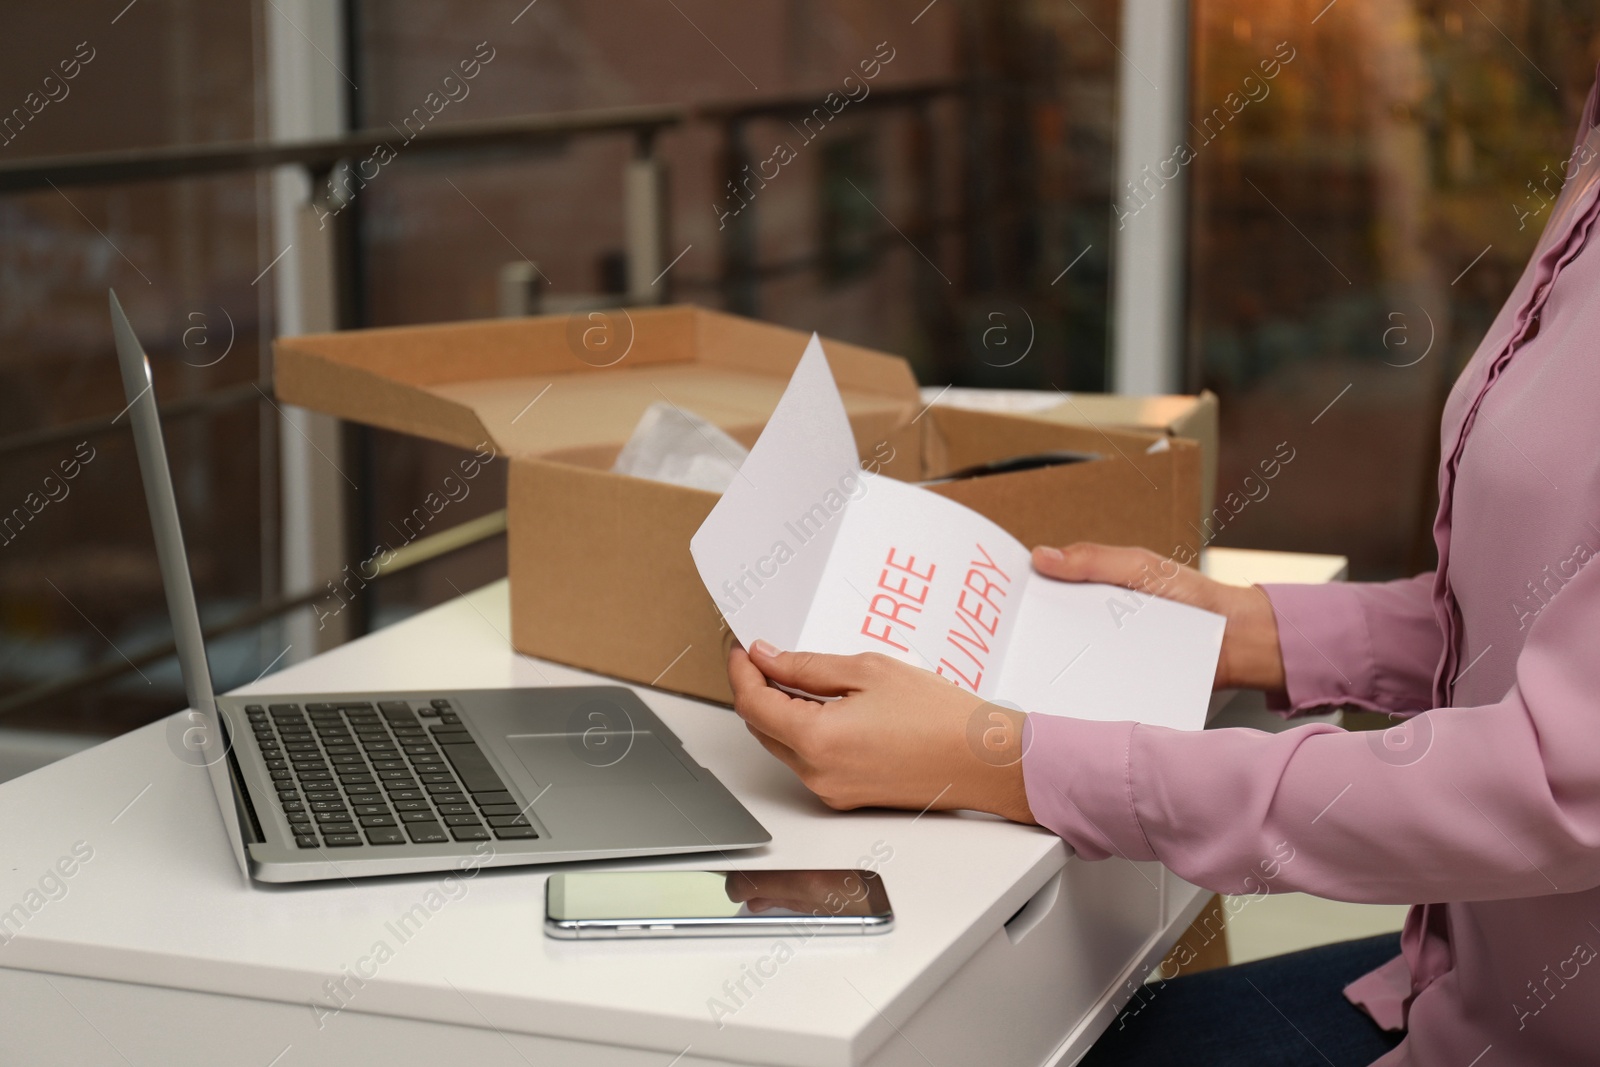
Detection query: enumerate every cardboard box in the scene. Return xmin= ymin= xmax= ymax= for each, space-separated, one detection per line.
xmin=927 ymin=388 xmax=1220 ymax=526
xmin=1044 ymin=393 xmax=1219 ymax=525
xmin=275 ymin=306 xmax=1203 ymax=705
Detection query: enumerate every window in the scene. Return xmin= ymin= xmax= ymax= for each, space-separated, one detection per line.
xmin=1189 ymin=0 xmax=1600 ymax=578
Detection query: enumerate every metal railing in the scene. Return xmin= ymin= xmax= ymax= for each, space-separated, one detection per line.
xmin=0 ymin=82 xmax=969 ymax=720
xmin=0 ymin=106 xmax=684 ymax=194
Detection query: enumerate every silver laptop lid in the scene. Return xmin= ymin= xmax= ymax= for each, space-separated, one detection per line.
xmin=109 ymin=290 xmax=248 ymax=878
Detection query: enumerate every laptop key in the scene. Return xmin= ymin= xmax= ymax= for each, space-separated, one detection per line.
xmin=359 ymin=815 xmax=398 ymax=827
xmin=487 ymin=815 xmax=530 ymax=827
xmin=324 ymin=745 xmax=359 ymax=756
xmin=339 ymin=774 xmax=376 ymax=786
xmin=365 ymin=828 xmax=406 ymax=845
xmin=287 ymin=812 xmax=312 ymax=825
xmin=451 ymin=826 xmax=491 ymax=842
xmin=353 ymin=803 xmax=390 ymax=816
xmin=315 ymin=810 xmax=352 ymax=822
xmin=311 ymin=801 xmax=347 ymax=813
xmin=419 ymin=773 xmax=456 ymax=785
xmin=377 ymin=769 xmax=413 ymax=780
xmin=382 ymin=779 xmax=418 ymax=792
xmin=472 ymin=791 xmax=514 ymax=806
xmin=388 ymin=789 xmax=425 ymax=801
xmin=443 ymin=814 xmax=482 ymax=827
xmin=322 ymin=834 xmax=362 ymax=847
xmin=425 ymin=782 xmax=463 ymax=794
xmin=304 ymin=790 xmax=342 ymax=801
xmin=492 ymin=826 xmax=538 ymax=839
xmin=431 ymin=793 xmax=468 ymax=805
xmin=436 ymin=803 xmax=475 ymax=816
xmin=294 ymin=835 xmax=319 ymax=848
xmin=400 ymin=810 xmax=438 ymax=823
xmin=320 ymin=822 xmax=357 ymax=835
xmin=393 ymin=799 xmax=430 ymax=811
xmin=439 ymin=742 xmax=509 ymax=794
xmin=371 ymin=759 xmax=407 ymax=770
xmin=345 ymin=784 xmax=380 ymax=795
xmin=408 ymin=753 xmax=443 ymax=765
xmin=406 ymin=823 xmax=448 ymax=844
xmin=477 ymin=804 xmax=522 ymax=816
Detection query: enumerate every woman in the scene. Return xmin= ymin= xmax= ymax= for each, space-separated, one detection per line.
xmin=726 ymin=74 xmax=1600 ymax=1066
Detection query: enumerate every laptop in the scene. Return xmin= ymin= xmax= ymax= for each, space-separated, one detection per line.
xmin=109 ymin=290 xmax=770 ymax=883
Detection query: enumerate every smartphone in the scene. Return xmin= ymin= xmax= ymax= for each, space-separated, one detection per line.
xmin=545 ymin=869 xmax=894 ymax=939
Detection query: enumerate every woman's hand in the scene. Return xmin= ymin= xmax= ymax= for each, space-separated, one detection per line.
xmin=1031 ymin=542 xmax=1286 ymax=694
xmin=728 ymin=642 xmax=1036 ymax=824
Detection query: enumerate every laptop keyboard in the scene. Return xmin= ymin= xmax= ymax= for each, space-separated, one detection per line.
xmin=242 ymin=698 xmax=541 ymax=850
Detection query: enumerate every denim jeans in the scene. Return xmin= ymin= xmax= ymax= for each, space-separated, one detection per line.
xmin=1079 ymin=933 xmax=1405 ymax=1067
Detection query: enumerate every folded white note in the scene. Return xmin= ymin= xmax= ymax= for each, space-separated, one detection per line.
xmin=690 ymin=334 xmax=1224 ymax=729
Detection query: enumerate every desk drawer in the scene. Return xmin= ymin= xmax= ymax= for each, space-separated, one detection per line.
xmin=864 ymin=856 xmax=1166 ymax=1067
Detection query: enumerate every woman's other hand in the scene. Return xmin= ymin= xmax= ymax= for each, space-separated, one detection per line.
xmin=1031 ymin=543 xmax=1286 ymax=694
xmin=728 ymin=642 xmax=1037 ymax=824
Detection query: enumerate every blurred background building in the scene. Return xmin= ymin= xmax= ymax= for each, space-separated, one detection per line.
xmin=1 ymin=0 xmax=1596 ymax=767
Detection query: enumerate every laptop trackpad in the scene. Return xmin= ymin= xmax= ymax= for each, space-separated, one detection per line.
xmin=505 ymin=730 xmax=697 ymax=788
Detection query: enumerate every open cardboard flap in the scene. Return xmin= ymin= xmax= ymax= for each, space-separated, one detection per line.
xmin=275 ymin=306 xmax=923 ymax=465
xmin=691 ymin=335 xmax=1225 ymax=729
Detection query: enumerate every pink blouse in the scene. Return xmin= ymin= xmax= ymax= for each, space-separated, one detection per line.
xmin=1023 ymin=70 xmax=1600 ymax=1066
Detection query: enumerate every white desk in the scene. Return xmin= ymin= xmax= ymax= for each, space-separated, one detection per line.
xmin=0 ymin=549 xmax=1344 ymax=1067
